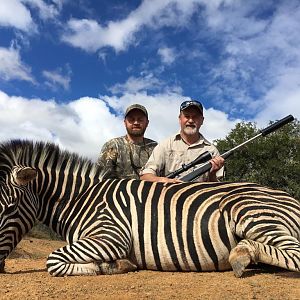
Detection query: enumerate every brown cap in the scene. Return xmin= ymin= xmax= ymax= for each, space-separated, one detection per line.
xmin=125 ymin=104 xmax=148 ymax=118
xmin=180 ymin=100 xmax=203 ymax=114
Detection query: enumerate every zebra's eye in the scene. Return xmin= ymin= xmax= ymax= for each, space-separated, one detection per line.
xmin=4 ymin=203 xmax=17 ymax=215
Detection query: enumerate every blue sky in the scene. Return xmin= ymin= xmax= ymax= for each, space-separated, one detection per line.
xmin=0 ymin=0 xmax=299 ymax=160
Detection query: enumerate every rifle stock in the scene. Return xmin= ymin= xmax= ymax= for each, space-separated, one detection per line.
xmin=166 ymin=151 xmax=212 ymax=178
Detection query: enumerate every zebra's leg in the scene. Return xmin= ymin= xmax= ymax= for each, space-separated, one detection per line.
xmin=229 ymin=238 xmax=300 ymax=277
xmin=46 ymin=237 xmax=136 ymax=276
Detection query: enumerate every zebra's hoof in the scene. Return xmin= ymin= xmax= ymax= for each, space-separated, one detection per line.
xmin=116 ymin=259 xmax=137 ymax=273
xmin=100 ymin=259 xmax=137 ymax=275
xmin=230 ymin=258 xmax=250 ymax=278
xmin=229 ymin=246 xmax=251 ymax=278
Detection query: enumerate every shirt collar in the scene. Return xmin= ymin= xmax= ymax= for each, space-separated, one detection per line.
xmin=174 ymin=132 xmax=211 ymax=146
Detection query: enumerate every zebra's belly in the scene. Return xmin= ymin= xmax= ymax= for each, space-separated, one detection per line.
xmin=130 ymin=238 xmax=233 ymax=272
xmin=129 ymin=197 xmax=237 ymax=272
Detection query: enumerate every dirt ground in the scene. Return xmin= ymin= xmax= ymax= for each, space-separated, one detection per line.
xmin=1 ymin=238 xmax=299 ymax=300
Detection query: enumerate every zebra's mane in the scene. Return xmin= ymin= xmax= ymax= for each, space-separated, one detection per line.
xmin=0 ymin=139 xmax=104 ymax=179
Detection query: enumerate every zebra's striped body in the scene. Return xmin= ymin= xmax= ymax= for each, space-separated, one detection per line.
xmin=0 ymin=140 xmax=299 ymax=277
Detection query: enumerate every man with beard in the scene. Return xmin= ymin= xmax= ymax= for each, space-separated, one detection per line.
xmin=97 ymin=104 xmax=157 ymax=180
xmin=140 ymin=100 xmax=224 ymax=183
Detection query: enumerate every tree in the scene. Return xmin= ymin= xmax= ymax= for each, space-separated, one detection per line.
xmin=215 ymin=118 xmax=300 ymax=200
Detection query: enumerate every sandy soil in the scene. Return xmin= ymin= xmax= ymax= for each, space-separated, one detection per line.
xmin=1 ymin=238 xmax=299 ymax=300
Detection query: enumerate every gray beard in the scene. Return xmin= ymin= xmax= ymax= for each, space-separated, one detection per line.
xmin=183 ymin=126 xmax=197 ymax=136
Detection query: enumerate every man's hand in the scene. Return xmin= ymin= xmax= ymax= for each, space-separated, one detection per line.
xmin=161 ymin=177 xmax=183 ymax=184
xmin=207 ymin=156 xmax=224 ymax=182
xmin=210 ymin=156 xmax=224 ymax=172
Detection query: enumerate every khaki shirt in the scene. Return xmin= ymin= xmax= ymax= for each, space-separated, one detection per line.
xmin=140 ymin=133 xmax=223 ymax=182
xmin=97 ymin=136 xmax=157 ymax=180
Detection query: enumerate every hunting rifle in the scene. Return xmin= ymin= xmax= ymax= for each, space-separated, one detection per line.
xmin=166 ymin=151 xmax=212 ymax=179
xmin=178 ymin=114 xmax=295 ymax=182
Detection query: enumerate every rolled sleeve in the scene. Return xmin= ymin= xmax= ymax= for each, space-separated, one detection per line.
xmin=139 ymin=143 xmax=165 ymax=176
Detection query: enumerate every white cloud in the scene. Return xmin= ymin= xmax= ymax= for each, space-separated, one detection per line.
xmin=0 ymin=46 xmax=35 ymax=83
xmin=109 ymin=75 xmax=162 ymax=94
xmin=0 ymin=0 xmax=35 ymax=32
xmin=0 ymin=0 xmax=63 ymax=33
xmin=0 ymin=91 xmax=119 ymax=160
xmin=158 ymin=47 xmax=176 ymax=65
xmin=0 ymin=89 xmax=237 ymax=161
xmin=61 ymin=0 xmax=199 ymax=52
xmin=42 ymin=67 xmax=72 ymax=91
xmin=22 ymin=0 xmax=63 ymax=20
xmin=254 ymin=68 xmax=300 ymax=126
xmin=61 ymin=17 xmax=138 ymax=52
xmin=197 ymin=1 xmax=300 ymax=120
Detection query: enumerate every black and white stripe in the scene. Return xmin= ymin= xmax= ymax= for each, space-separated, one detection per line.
xmin=0 ymin=140 xmax=299 ymax=277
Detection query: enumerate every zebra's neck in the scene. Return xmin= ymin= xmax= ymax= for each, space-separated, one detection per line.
xmin=35 ymin=162 xmax=102 ymax=238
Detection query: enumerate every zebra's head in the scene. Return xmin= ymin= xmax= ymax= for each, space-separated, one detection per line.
xmin=0 ymin=165 xmax=37 ymax=269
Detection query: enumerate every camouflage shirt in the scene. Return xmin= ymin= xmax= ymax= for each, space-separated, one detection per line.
xmin=97 ymin=136 xmax=157 ymax=180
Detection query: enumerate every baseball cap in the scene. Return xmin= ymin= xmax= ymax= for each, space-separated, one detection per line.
xmin=180 ymin=100 xmax=203 ymax=114
xmin=125 ymin=104 xmax=148 ymax=118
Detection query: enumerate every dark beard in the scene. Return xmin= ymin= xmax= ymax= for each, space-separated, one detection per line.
xmin=127 ymin=127 xmax=146 ymax=137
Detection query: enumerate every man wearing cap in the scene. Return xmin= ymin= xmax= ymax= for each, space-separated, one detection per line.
xmin=97 ymin=104 xmax=157 ymax=180
xmin=140 ymin=100 xmax=224 ymax=183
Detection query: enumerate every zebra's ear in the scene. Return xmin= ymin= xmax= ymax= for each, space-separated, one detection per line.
xmin=12 ymin=167 xmax=37 ymax=186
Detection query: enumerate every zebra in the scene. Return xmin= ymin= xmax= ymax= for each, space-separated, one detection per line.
xmin=0 ymin=140 xmax=299 ymax=277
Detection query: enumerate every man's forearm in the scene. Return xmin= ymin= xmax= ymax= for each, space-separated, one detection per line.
xmin=140 ymin=173 xmax=160 ymax=182
xmin=140 ymin=173 xmax=182 ymax=184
